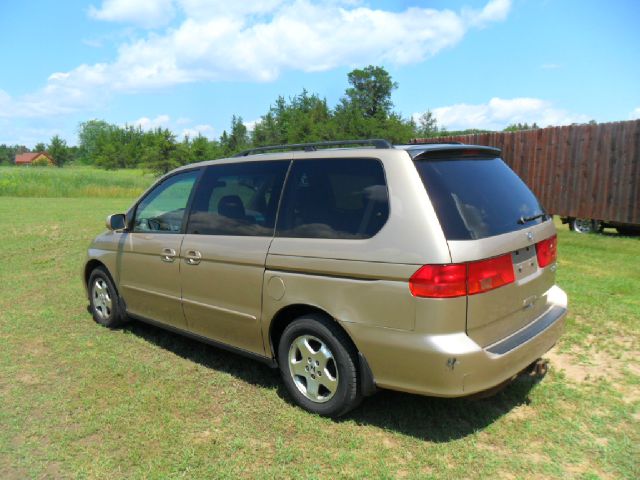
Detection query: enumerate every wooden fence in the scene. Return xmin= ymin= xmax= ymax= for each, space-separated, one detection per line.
xmin=411 ymin=120 xmax=640 ymax=224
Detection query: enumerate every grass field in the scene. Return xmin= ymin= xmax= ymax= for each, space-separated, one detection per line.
xmin=0 ymin=166 xmax=154 ymax=198
xmin=1 ymin=193 xmax=638 ymax=479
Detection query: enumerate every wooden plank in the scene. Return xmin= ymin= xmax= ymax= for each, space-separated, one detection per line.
xmin=586 ymin=122 xmax=602 ymax=219
xmin=602 ymin=123 xmax=631 ymax=222
xmin=627 ymin=121 xmax=640 ymax=223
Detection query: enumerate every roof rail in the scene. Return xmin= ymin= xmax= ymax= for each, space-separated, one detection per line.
xmin=233 ymin=139 xmax=393 ymax=157
xmin=409 ymin=139 xmax=464 ymax=145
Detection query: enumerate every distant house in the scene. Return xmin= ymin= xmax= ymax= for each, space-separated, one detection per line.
xmin=15 ymin=152 xmax=54 ymax=166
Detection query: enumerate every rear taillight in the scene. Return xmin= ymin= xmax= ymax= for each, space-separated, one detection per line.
xmin=536 ymin=234 xmax=557 ymax=267
xmin=409 ymin=254 xmax=515 ymax=298
xmin=409 ymin=264 xmax=467 ymax=298
xmin=468 ymin=254 xmax=516 ymax=294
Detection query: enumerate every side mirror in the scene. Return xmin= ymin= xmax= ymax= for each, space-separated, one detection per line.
xmin=106 ymin=213 xmax=126 ymax=231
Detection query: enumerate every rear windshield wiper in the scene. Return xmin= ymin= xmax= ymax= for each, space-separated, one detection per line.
xmin=518 ymin=213 xmax=547 ymax=225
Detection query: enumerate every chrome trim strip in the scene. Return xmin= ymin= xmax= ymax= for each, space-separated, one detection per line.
xmin=121 ymin=284 xmax=181 ymax=302
xmin=181 ymin=297 xmax=257 ymax=321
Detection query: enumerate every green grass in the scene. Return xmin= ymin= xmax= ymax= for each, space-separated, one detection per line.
xmin=0 ymin=166 xmax=154 ymax=198
xmin=0 ymin=197 xmax=638 ymax=479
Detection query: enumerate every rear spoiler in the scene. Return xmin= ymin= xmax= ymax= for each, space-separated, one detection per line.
xmin=405 ymin=145 xmax=501 ymax=160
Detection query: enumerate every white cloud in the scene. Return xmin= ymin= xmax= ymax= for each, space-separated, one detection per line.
xmin=0 ymin=119 xmax=64 ymax=147
xmin=0 ymin=84 xmax=97 ymax=119
xmin=630 ymin=107 xmax=640 ymax=120
xmin=181 ymin=124 xmax=216 ymax=139
xmin=8 ymin=0 xmax=510 ymax=114
xmin=2 ymin=1 xmax=511 ymax=123
xmin=464 ymin=0 xmax=510 ymax=27
xmin=420 ymin=97 xmax=589 ymax=131
xmin=243 ymin=119 xmax=259 ymax=132
xmin=88 ymin=0 xmax=176 ymax=28
xmin=130 ymin=114 xmax=172 ymax=130
xmin=177 ymin=0 xmax=286 ymax=19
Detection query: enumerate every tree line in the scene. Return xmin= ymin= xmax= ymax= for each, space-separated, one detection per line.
xmin=1 ymin=66 xmax=541 ymax=174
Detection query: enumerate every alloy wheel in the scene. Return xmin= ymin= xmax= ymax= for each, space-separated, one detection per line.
xmin=288 ymin=335 xmax=339 ymax=403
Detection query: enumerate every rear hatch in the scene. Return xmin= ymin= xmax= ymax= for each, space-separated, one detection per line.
xmin=413 ymin=147 xmax=558 ymax=347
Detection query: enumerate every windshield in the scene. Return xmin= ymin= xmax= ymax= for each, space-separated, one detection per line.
xmin=415 ymin=157 xmax=547 ymax=240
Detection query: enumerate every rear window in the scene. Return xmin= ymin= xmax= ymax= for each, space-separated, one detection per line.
xmin=415 ymin=157 xmax=547 ymax=240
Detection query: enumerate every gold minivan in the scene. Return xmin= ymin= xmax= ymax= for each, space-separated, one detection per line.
xmin=84 ymin=140 xmax=567 ymax=416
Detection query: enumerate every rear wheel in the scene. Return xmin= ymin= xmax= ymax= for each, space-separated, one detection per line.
xmin=278 ymin=314 xmax=361 ymax=417
xmin=570 ymin=218 xmax=601 ymax=234
xmin=88 ymin=267 xmax=127 ymax=328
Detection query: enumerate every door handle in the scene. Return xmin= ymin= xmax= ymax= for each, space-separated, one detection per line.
xmin=185 ymin=250 xmax=202 ymax=265
xmin=161 ymin=248 xmax=176 ymax=262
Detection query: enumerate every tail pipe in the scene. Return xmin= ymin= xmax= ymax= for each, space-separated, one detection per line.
xmin=527 ymin=358 xmax=549 ymax=378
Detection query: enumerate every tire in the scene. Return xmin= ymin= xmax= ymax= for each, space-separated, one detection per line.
xmin=278 ymin=314 xmax=361 ymax=417
xmin=88 ymin=267 xmax=128 ymax=328
xmin=569 ymin=218 xmax=601 ymax=234
xmin=616 ymin=226 xmax=640 ymax=236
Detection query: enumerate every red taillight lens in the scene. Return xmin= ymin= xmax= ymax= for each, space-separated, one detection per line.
xmin=409 ymin=264 xmax=467 ymax=298
xmin=410 ymin=254 xmax=515 ymax=298
xmin=468 ymin=254 xmax=515 ymax=295
xmin=536 ymin=234 xmax=557 ymax=268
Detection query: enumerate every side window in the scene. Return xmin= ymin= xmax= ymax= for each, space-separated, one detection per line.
xmin=276 ymin=159 xmax=389 ymax=239
xmin=133 ymin=170 xmax=200 ymax=233
xmin=186 ymin=161 xmax=290 ymax=236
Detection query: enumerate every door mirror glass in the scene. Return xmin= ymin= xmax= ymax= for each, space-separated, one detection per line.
xmin=106 ymin=213 xmax=126 ymax=231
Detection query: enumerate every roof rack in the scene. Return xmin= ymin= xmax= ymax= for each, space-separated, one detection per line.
xmin=233 ymin=139 xmax=393 ymax=157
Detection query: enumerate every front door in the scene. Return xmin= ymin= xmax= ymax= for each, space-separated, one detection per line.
xmin=180 ymin=160 xmax=290 ymax=354
xmin=118 ymin=169 xmax=200 ymax=329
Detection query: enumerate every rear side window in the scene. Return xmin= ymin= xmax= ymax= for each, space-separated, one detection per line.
xmin=415 ymin=157 xmax=546 ymax=240
xmin=276 ymin=158 xmax=389 ymax=239
xmin=187 ymin=161 xmax=289 ymax=236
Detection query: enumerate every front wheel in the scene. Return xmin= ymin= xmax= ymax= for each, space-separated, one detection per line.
xmin=278 ymin=314 xmax=361 ymax=417
xmin=88 ymin=267 xmax=128 ymax=328
xmin=570 ymin=218 xmax=601 ymax=234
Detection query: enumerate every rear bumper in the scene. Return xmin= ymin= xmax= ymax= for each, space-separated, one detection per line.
xmin=344 ymin=285 xmax=567 ymax=397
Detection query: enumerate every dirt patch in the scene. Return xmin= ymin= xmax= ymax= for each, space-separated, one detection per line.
xmin=616 ymin=384 xmax=640 ymax=404
xmin=16 ymin=373 xmax=40 ymax=385
xmin=0 ymin=465 xmax=30 ymax=480
xmin=43 ymin=461 xmax=64 ymax=479
xmin=594 ymin=437 xmax=609 ymax=447
xmin=564 ymin=462 xmax=613 ymax=480
xmin=546 ymin=347 xmax=633 ymax=383
xmin=23 ymin=339 xmax=50 ymax=357
xmin=77 ymin=433 xmax=103 ymax=448
xmin=192 ymin=429 xmax=215 ymax=445
xmin=508 ymin=403 xmax=536 ymax=421
xmin=525 ymin=451 xmax=547 ymax=464
xmin=381 ymin=436 xmax=400 ymax=449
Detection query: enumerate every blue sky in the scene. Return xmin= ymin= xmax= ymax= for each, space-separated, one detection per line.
xmin=1 ymin=0 xmax=638 ymax=147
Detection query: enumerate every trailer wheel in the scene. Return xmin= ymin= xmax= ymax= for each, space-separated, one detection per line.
xmin=569 ymin=218 xmax=602 ymax=234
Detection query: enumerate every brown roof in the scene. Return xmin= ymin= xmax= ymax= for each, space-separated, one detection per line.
xmin=15 ymin=152 xmax=53 ymax=165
